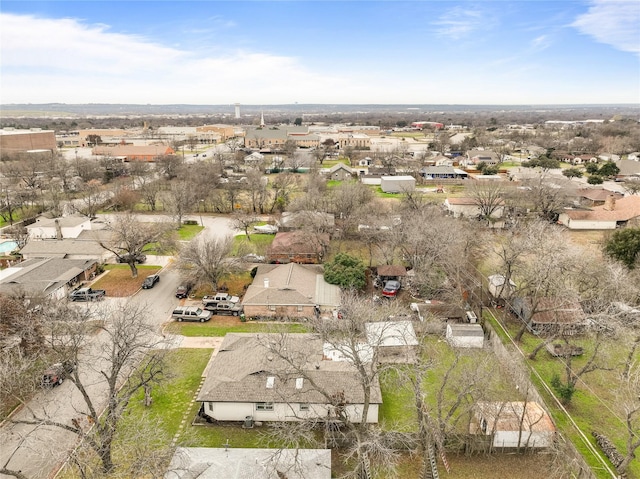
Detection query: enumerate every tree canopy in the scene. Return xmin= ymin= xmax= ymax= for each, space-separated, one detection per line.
xmin=323 ymin=253 xmax=367 ymax=290
xmin=604 ymin=228 xmax=640 ymax=269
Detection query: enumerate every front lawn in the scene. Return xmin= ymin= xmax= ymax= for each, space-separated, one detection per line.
xmin=90 ymin=264 xmax=162 ymax=296
xmin=166 ymin=318 xmax=310 ymax=337
xmin=177 ymin=224 xmax=204 ymax=241
xmin=232 ymin=234 xmax=275 ymax=256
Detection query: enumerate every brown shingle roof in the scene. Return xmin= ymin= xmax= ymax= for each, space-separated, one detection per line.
xmin=197 ymin=333 xmax=382 ymax=405
xmin=564 ymin=195 xmax=640 ymax=222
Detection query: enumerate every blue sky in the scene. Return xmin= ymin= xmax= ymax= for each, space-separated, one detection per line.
xmin=1 ymin=1 xmax=639 ymax=105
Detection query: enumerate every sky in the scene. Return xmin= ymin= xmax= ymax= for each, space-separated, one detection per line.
xmin=1 ymin=0 xmax=639 ymax=105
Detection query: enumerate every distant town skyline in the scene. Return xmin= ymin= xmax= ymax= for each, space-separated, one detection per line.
xmin=1 ymin=1 xmax=639 ymax=106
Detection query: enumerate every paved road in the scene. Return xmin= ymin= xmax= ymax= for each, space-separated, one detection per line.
xmin=0 ymin=212 xmax=242 ymax=478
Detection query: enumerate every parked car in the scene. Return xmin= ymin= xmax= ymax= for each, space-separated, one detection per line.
xmin=118 ymin=253 xmax=147 ymax=264
xmin=42 ymin=360 xmax=76 ymax=387
xmin=142 ymin=274 xmax=160 ymax=289
xmin=175 ymin=283 xmax=193 ymax=299
xmin=242 ymin=253 xmax=266 ymax=263
xmin=202 ymin=292 xmax=240 ymax=308
xmin=171 ymin=306 xmax=212 ymax=322
xmin=69 ymin=287 xmax=106 ymax=302
xmin=382 ymin=280 xmax=401 ymax=298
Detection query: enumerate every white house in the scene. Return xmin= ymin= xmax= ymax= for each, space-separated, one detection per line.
xmin=165 ymin=447 xmax=332 ymax=479
xmin=197 ymin=333 xmax=381 ymax=424
xmin=445 ymin=323 xmax=484 ymax=348
xmin=380 ymin=175 xmax=415 ymax=193
xmin=26 ymin=215 xmax=91 ymax=239
xmin=470 ymin=401 xmax=556 ymax=449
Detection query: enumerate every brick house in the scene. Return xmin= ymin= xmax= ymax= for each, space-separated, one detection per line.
xmin=241 ymin=263 xmax=340 ymax=319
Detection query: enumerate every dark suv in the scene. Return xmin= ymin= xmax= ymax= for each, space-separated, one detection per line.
xmin=176 ymin=283 xmax=193 ymax=299
xmin=42 ymin=360 xmax=76 ymax=387
xmin=142 ymin=274 xmax=160 ymax=289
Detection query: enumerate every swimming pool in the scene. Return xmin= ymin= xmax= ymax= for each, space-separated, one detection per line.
xmin=0 ymin=241 xmax=18 ymax=254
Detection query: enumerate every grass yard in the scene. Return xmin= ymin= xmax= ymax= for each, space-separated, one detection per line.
xmin=90 ymin=264 xmax=161 ymax=296
xmin=177 ymin=224 xmax=204 ymax=241
xmin=232 ymin=233 xmax=275 ymax=256
xmin=165 ymin=316 xmax=310 ymax=337
xmin=488 ymin=310 xmax=640 ymax=479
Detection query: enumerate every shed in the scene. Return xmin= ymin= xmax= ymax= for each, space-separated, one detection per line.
xmin=487 ymin=274 xmax=516 ymax=301
xmin=380 ymin=175 xmax=416 ymax=193
xmin=470 ymin=401 xmax=555 ymax=449
xmin=446 ymin=323 xmax=484 ymax=348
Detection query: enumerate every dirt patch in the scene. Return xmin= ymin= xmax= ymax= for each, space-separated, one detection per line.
xmin=90 ymin=266 xmax=161 ymax=297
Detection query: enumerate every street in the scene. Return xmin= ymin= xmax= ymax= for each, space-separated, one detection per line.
xmin=0 ymin=215 xmax=238 ymax=478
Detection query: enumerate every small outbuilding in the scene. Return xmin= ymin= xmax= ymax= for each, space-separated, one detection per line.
xmin=470 ymin=401 xmax=556 ymax=449
xmin=380 ymin=175 xmax=416 ymax=193
xmin=445 ymin=323 xmax=484 ymax=348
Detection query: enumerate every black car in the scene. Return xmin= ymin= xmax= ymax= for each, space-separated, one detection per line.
xmin=176 ymin=283 xmax=193 ymax=299
xmin=118 ymin=253 xmax=147 ymax=264
xmin=142 ymin=274 xmax=160 ymax=289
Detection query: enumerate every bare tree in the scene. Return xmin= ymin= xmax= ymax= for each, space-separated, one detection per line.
xmin=177 ymin=235 xmax=238 ymax=290
xmin=164 ymin=179 xmax=196 ymax=227
xmin=469 ymin=180 xmax=506 ymax=224
xmin=99 ymin=212 xmax=171 ymax=278
xmin=11 ymin=301 xmax=167 ymax=475
xmin=616 ymin=363 xmax=640 ymax=475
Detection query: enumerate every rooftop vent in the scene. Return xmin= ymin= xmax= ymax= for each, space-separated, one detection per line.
xmin=266 ymin=376 xmax=275 ymax=389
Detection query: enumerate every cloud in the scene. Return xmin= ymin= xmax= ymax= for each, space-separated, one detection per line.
xmin=0 ymin=12 xmax=360 ymax=104
xmin=530 ymin=34 xmax=552 ymax=52
xmin=571 ymin=0 xmax=640 ymax=55
xmin=432 ymin=6 xmax=486 ymax=40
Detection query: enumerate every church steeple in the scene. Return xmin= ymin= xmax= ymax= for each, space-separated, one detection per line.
xmin=260 ymin=111 xmax=265 ymax=128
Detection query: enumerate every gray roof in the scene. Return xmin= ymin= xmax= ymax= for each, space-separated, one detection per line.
xmin=197 ymin=333 xmax=382 ymax=405
xmin=243 ymin=263 xmax=340 ymax=308
xmin=165 ymin=447 xmax=331 ymax=479
xmin=26 ymin=215 xmax=89 ymax=229
xmin=20 ymin=239 xmax=108 ymax=257
xmin=327 ymin=163 xmax=353 ymax=174
xmin=448 ymin=323 xmax=484 ymax=337
xmin=0 ymin=257 xmax=96 ymax=296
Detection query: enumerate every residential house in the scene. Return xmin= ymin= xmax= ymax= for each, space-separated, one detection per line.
xmin=165 ymin=447 xmax=332 ymax=479
xmin=92 ymin=144 xmax=175 ymax=162
xmin=558 ymin=195 xmax=640 ymax=230
xmin=510 ymin=297 xmax=588 ymax=336
xmin=197 ymin=333 xmax=382 ymax=423
xmin=26 ymin=215 xmax=91 ymax=240
xmin=19 ymin=238 xmax=112 ymax=262
xmin=420 ymin=166 xmax=468 ymax=179
xmin=266 ymin=231 xmax=330 ymax=264
xmin=241 ymin=263 xmax=340 ymax=319
xmin=380 ymin=175 xmax=415 ymax=193
xmin=575 ymin=188 xmax=623 ymax=207
xmin=242 ymin=151 xmax=264 ymax=166
xmin=446 ymin=323 xmax=484 ymax=348
xmin=616 ymin=159 xmax=640 ymax=180
xmin=470 ymin=401 xmax=555 ymax=449
xmin=0 ymin=257 xmax=98 ymax=300
xmin=444 ymin=197 xmax=505 ymax=220
xmin=324 ymin=163 xmax=353 ymax=181
xmin=465 ymin=149 xmax=499 ymax=166
xmin=565 ymin=154 xmax=598 ymax=165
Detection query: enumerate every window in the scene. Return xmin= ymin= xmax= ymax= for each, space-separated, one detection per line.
xmin=256 ymin=402 xmax=274 ymax=411
xmin=299 ymin=403 xmax=309 ymax=411
xmin=297 ymin=305 xmax=303 ymax=312
xmin=269 ymin=305 xmax=276 ymax=311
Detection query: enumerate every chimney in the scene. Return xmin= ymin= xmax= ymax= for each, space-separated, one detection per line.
xmin=603 ymin=195 xmax=616 ymax=211
xmin=264 ymin=278 xmax=269 ymax=288
xmin=54 ymin=219 xmax=63 ymax=240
